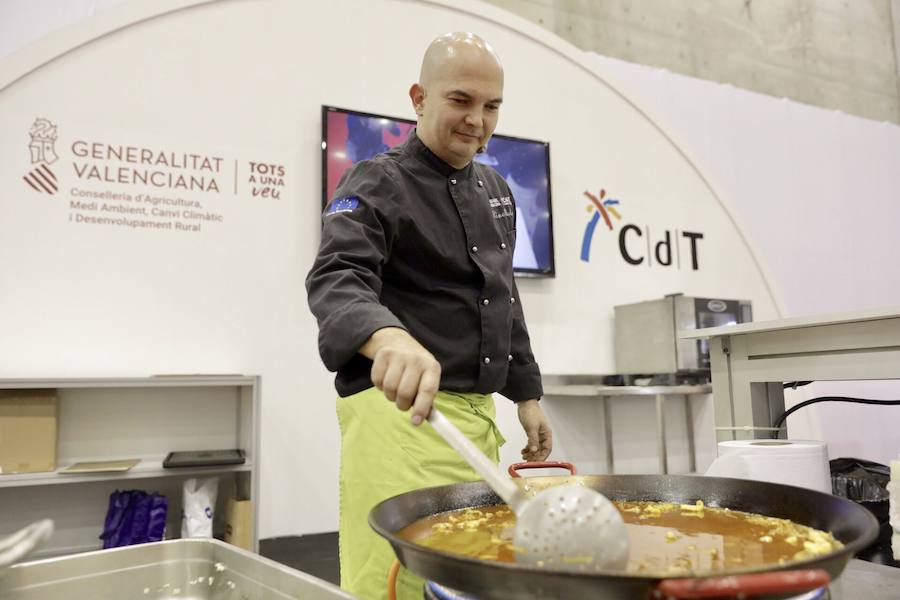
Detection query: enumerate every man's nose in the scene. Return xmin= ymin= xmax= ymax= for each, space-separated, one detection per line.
xmin=464 ymin=109 xmax=483 ymax=128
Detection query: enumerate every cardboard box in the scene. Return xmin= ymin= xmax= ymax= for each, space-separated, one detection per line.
xmin=0 ymin=389 xmax=58 ymax=474
xmin=223 ymin=497 xmax=253 ymax=550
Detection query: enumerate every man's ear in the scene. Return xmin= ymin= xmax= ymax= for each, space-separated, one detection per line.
xmin=409 ymin=83 xmax=425 ymax=116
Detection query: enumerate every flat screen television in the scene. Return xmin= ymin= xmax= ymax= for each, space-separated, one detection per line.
xmin=321 ymin=105 xmax=555 ymax=277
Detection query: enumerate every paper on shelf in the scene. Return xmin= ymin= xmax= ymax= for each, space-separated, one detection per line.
xmin=59 ymin=459 xmax=140 ymax=473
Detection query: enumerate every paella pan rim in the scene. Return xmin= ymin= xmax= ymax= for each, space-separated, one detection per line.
xmin=369 ymin=473 xmax=880 ymax=581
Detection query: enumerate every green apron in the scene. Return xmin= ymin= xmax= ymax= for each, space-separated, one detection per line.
xmin=336 ymin=387 xmax=506 ymax=600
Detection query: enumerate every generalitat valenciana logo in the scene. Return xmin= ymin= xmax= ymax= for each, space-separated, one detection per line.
xmin=23 ymin=118 xmax=59 ymax=195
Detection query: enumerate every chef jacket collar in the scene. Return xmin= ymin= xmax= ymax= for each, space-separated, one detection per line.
xmin=407 ymin=129 xmax=474 ymax=179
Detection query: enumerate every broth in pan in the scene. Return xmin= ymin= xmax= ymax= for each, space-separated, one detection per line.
xmin=399 ymin=500 xmax=842 ymax=575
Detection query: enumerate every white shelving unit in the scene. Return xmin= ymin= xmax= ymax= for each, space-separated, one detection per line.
xmin=681 ymin=306 xmax=900 ymax=441
xmin=0 ymin=376 xmax=260 ymax=557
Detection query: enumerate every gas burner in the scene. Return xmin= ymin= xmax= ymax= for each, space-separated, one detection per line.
xmin=423 ymin=582 xmax=475 ymax=600
xmin=424 ymin=580 xmax=831 ymax=600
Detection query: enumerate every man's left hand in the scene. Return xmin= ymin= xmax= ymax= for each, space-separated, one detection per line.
xmin=516 ymin=399 xmax=552 ymax=461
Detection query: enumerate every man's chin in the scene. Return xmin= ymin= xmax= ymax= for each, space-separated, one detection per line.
xmin=451 ymin=139 xmax=479 ymax=156
xmin=450 ymin=149 xmax=477 ymax=165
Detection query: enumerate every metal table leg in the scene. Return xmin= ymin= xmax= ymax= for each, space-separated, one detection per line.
xmin=684 ymin=394 xmax=696 ymax=473
xmin=655 ymin=394 xmax=667 ymax=474
xmin=602 ymin=396 xmax=614 ymax=474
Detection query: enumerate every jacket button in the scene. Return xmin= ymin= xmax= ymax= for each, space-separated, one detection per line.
xmin=477 ymin=180 xmax=484 ymax=187
xmin=508 ymin=354 xmax=513 ymax=362
xmin=471 ymin=245 xmax=479 ymax=253
xmin=482 ymin=298 xmax=490 ymax=305
xmin=510 ymin=297 xmax=516 ymax=304
xmin=500 ymin=242 xmax=507 ymax=249
xmin=483 ymin=357 xmax=491 ymax=365
xmin=450 ymin=179 xmax=457 ymax=185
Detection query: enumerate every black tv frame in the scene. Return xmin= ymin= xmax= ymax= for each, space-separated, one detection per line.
xmin=321 ymin=105 xmax=555 ymax=278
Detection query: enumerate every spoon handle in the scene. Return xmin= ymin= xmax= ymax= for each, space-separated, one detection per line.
xmin=0 ymin=519 xmax=53 ymax=569
xmin=428 ymin=407 xmax=525 ymax=512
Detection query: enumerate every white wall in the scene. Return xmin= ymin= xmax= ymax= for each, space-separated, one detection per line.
xmin=1 ymin=0 xmax=895 ymax=541
xmin=0 ymin=0 xmax=123 ymax=59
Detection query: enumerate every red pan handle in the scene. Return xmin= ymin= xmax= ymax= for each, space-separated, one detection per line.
xmin=654 ymin=568 xmax=830 ymax=599
xmin=507 ymin=461 xmax=577 ymax=477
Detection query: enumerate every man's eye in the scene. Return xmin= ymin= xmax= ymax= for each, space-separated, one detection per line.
xmin=486 ymin=104 xmax=499 ymax=112
xmin=450 ymin=98 xmax=467 ymax=104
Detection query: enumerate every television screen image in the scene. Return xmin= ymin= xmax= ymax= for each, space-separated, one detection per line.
xmin=322 ymin=106 xmax=555 ymax=277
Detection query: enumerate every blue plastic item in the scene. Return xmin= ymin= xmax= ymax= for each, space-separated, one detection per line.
xmin=100 ymin=490 xmax=168 ymax=549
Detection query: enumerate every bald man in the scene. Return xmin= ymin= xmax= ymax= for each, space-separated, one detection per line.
xmin=306 ymin=33 xmax=552 ymax=600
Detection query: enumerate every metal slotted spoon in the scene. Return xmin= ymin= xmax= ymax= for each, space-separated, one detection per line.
xmin=0 ymin=520 xmax=54 ymax=575
xmin=427 ymin=408 xmax=629 ymax=572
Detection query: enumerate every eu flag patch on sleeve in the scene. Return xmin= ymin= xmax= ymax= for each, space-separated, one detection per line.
xmin=326 ymin=196 xmax=360 ymax=215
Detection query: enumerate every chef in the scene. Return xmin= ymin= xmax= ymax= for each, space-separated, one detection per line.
xmin=306 ymin=32 xmax=552 ymax=600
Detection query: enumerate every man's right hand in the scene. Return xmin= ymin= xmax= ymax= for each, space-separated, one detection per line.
xmin=359 ymin=327 xmax=441 ymax=426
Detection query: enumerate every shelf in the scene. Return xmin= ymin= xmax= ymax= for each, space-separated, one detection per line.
xmin=543 ymin=383 xmax=712 ymax=397
xmin=0 ymin=375 xmax=255 ymax=389
xmin=679 ymin=304 xmax=900 ymax=339
xmin=0 ymin=458 xmax=253 ymax=488
xmin=0 ymin=375 xmax=261 ymax=555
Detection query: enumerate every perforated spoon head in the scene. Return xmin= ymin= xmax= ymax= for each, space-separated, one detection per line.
xmin=511 ymin=485 xmax=629 ymax=572
xmin=425 ymin=409 xmax=628 ymax=572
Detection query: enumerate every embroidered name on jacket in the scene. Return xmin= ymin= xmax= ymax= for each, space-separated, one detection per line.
xmin=326 ymin=196 xmax=360 ymax=215
xmin=488 ymin=196 xmax=513 ymax=219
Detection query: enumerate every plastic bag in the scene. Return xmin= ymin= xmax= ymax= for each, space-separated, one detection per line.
xmin=831 ymin=457 xmax=890 ymax=502
xmin=181 ymin=476 xmax=218 ymax=538
xmin=99 ymin=490 xmax=168 ymax=549
xmin=830 ymin=457 xmax=890 ymax=524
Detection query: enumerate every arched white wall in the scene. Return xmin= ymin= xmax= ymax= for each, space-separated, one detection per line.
xmin=0 ymin=0 xmax=781 ymax=537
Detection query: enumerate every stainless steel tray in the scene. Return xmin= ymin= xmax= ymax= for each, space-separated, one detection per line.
xmin=0 ymin=538 xmax=356 ymax=599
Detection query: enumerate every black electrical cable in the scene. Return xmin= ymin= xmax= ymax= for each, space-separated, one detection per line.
xmin=782 ymin=381 xmax=814 ymax=389
xmin=772 ymin=396 xmax=900 ymax=433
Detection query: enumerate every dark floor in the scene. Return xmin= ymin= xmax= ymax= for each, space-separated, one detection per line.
xmin=260 ymin=531 xmax=340 ymax=586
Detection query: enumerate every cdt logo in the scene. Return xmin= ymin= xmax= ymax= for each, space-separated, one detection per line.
xmin=580 ymin=189 xmax=621 ymax=261
xmin=23 ymin=118 xmax=59 ymax=195
xmin=580 ymin=187 xmax=704 ymax=270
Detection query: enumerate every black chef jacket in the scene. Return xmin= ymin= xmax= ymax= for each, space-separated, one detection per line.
xmin=306 ymin=130 xmax=543 ymax=402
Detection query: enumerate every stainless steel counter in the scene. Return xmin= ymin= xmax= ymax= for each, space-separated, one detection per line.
xmin=5 ymin=536 xmax=894 ymax=599
xmin=542 ymin=375 xmax=711 ymax=474
xmin=837 ymin=559 xmax=900 ymax=599
xmin=0 ymin=538 xmax=356 ymax=599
